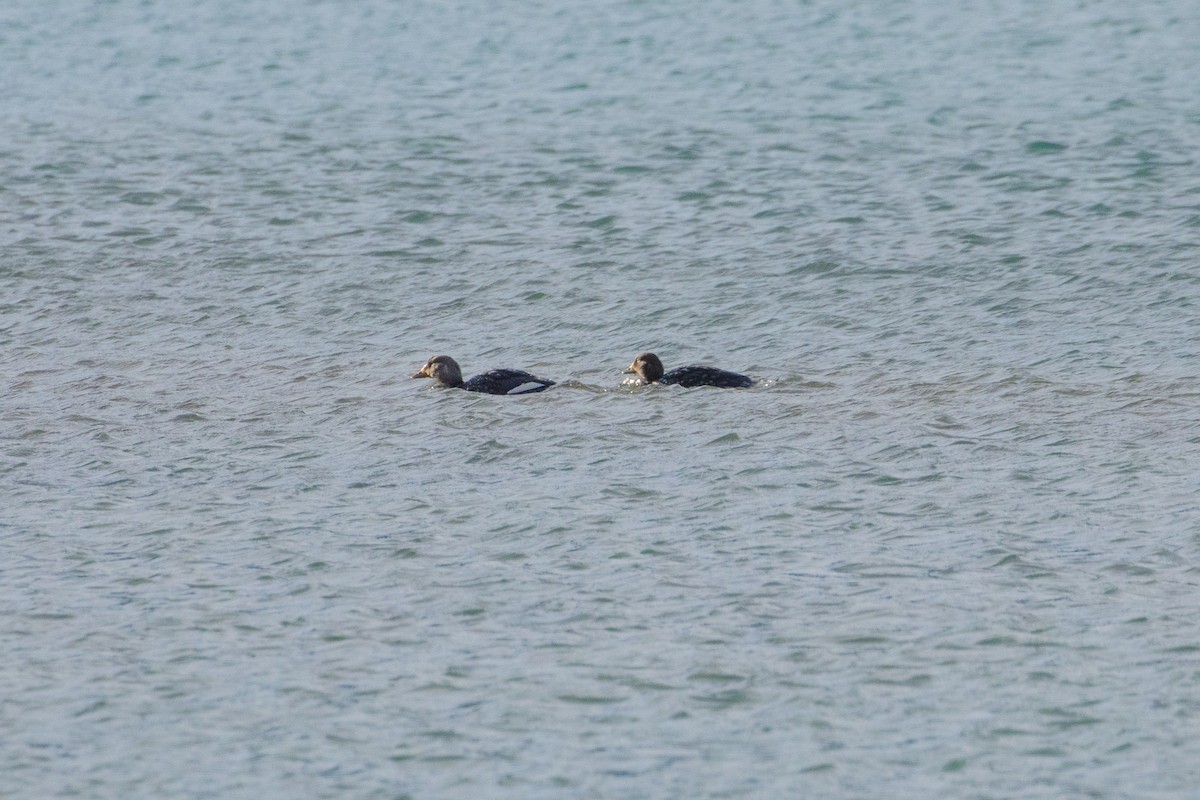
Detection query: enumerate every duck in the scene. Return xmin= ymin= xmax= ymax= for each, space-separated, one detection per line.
xmin=411 ymin=355 xmax=555 ymax=395
xmin=623 ymin=352 xmax=753 ymax=388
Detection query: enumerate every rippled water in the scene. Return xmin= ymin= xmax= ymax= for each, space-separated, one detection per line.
xmin=4 ymin=1 xmax=1200 ymax=797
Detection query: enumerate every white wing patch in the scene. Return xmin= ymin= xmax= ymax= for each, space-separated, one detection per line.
xmin=507 ymin=381 xmax=544 ymax=395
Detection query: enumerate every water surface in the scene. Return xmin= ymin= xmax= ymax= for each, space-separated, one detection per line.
xmin=3 ymin=1 xmax=1200 ymax=797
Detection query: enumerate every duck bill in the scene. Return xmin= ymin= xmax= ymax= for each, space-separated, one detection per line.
xmin=411 ymin=368 xmax=429 ymax=379
xmin=622 ymin=364 xmax=636 ymax=374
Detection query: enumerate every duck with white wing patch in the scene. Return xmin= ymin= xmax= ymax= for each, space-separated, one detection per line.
xmin=411 ymin=355 xmax=555 ymax=395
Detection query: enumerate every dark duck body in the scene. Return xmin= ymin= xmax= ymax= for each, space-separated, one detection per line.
xmin=411 ymin=355 xmax=554 ymax=395
xmin=624 ymin=352 xmax=752 ymax=388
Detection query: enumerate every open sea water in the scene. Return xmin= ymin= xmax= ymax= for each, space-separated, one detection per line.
xmin=3 ymin=1 xmax=1199 ymax=797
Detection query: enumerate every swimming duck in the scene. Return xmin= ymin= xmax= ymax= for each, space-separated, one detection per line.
xmin=623 ymin=352 xmax=753 ymax=388
xmin=411 ymin=355 xmax=555 ymax=395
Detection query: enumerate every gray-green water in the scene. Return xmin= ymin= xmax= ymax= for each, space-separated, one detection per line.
xmin=3 ymin=1 xmax=1199 ymax=797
